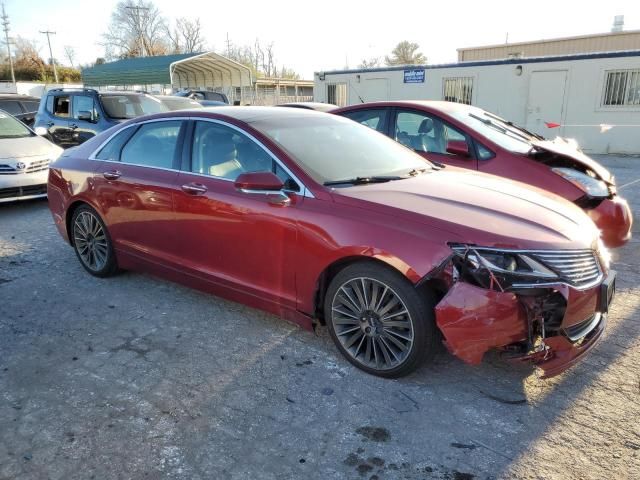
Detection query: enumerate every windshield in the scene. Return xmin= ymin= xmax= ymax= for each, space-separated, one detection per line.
xmin=449 ymin=108 xmax=532 ymax=154
xmin=0 ymin=110 xmax=32 ymax=138
xmin=252 ymin=114 xmax=432 ymax=185
xmin=100 ymin=94 xmax=168 ymax=119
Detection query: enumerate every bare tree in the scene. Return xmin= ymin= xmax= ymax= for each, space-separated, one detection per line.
xmin=385 ymin=41 xmax=427 ymax=66
xmin=261 ymin=42 xmax=276 ymax=78
xmin=64 ymin=45 xmax=76 ymax=68
xmin=358 ymin=57 xmax=381 ymax=69
xmin=167 ymin=17 xmax=205 ymax=54
xmin=102 ymin=0 xmax=168 ymax=58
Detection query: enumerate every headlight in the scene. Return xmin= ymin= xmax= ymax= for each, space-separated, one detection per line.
xmin=552 ymin=167 xmax=609 ymax=197
xmin=450 ymin=245 xmax=559 ymax=290
xmin=451 ymin=246 xmax=557 ymax=278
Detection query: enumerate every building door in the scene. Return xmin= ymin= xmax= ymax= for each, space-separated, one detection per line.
xmin=525 ymin=70 xmax=568 ymax=137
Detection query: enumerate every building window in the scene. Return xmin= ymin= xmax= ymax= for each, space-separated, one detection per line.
xmin=602 ymin=69 xmax=640 ymax=106
xmin=327 ymin=83 xmax=347 ymax=106
xmin=443 ymin=77 xmax=473 ymax=105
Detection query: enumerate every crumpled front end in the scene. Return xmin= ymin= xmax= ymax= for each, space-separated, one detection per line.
xmin=430 ymin=245 xmax=615 ymax=378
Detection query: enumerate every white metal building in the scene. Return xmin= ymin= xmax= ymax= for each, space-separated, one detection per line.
xmin=314 ymin=51 xmax=640 ymax=154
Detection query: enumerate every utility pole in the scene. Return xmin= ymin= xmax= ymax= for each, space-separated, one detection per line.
xmin=126 ymin=5 xmax=150 ymax=57
xmin=40 ymin=30 xmax=58 ymax=83
xmin=1 ymin=4 xmax=15 ymax=87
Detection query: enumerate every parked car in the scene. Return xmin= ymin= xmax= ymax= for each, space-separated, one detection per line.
xmin=0 ymin=109 xmax=62 ymax=203
xmin=48 ymin=107 xmax=615 ymax=378
xmin=34 ymin=88 xmax=168 ymax=149
xmin=277 ymin=102 xmax=337 ymax=112
xmin=334 ymin=101 xmax=632 ymax=248
xmin=154 ymin=95 xmax=203 ymax=111
xmin=0 ymin=94 xmax=41 ymax=127
xmin=175 ymin=90 xmax=230 ymax=105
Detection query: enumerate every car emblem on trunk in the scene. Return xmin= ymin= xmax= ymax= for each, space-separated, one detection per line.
xmin=15 ymin=162 xmax=26 ymax=170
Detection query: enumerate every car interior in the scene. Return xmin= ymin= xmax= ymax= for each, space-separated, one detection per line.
xmin=395 ymin=112 xmax=465 ymax=154
xmin=192 ymin=123 xmax=274 ymax=181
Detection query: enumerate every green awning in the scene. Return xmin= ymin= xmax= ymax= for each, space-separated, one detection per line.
xmin=82 ymin=52 xmax=252 ymax=89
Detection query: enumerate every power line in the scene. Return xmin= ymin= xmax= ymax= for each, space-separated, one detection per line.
xmin=39 ymin=30 xmax=58 ymax=83
xmin=1 ymin=3 xmax=15 ymax=86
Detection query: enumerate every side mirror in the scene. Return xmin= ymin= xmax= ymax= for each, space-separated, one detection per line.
xmin=234 ymin=171 xmax=290 ymax=206
xmin=34 ymin=126 xmax=48 ymax=136
xmin=78 ymin=110 xmax=93 ymax=122
xmin=446 ymin=140 xmax=470 ymax=157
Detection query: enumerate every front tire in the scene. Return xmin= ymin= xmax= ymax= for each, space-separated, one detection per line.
xmin=324 ymin=261 xmax=438 ymax=378
xmin=71 ymin=205 xmax=118 ymax=277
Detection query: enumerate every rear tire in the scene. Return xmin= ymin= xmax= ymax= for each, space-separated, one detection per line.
xmin=70 ymin=205 xmax=118 ymax=277
xmin=324 ymin=261 xmax=438 ymax=378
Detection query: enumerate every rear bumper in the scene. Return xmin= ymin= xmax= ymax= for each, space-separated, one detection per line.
xmin=586 ymin=195 xmax=632 ymax=248
xmin=434 ymin=272 xmax=614 ymax=378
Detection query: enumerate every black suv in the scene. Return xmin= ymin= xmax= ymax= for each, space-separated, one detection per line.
xmin=0 ymin=94 xmax=41 ymax=127
xmin=34 ymin=88 xmax=168 ymax=148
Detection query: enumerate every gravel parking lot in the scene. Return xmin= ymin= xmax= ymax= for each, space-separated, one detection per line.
xmin=1 ymin=155 xmax=638 ymax=480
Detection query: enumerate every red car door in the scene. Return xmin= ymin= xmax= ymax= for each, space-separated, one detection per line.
xmin=171 ymin=119 xmax=301 ymax=309
xmin=393 ymin=109 xmax=478 ymax=170
xmin=91 ymin=119 xmax=185 ymax=264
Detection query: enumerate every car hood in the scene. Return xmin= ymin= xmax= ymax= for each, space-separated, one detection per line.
xmin=332 ymin=168 xmax=600 ymax=250
xmin=0 ymin=135 xmax=62 ymax=160
xmin=531 ymin=138 xmax=612 ymax=183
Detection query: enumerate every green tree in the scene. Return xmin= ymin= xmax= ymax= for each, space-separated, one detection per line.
xmin=384 ymin=41 xmax=427 ymax=66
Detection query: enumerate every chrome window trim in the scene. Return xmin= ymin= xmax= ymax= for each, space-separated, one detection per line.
xmin=87 ymin=116 xmax=314 ymax=198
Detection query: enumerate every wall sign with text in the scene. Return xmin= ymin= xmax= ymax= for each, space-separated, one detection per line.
xmin=404 ymin=69 xmax=425 ymax=83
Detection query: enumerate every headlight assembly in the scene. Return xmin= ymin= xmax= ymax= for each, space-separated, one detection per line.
xmin=450 ymin=245 xmax=559 ymax=290
xmin=552 ymin=167 xmax=609 ymax=198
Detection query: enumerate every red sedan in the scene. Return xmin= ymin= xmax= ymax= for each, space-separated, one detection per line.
xmin=333 ymin=101 xmax=632 ymax=248
xmin=48 ymin=107 xmax=615 ymax=378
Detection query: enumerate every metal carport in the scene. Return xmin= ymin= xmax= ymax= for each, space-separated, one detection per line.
xmin=82 ymin=52 xmax=252 ymax=101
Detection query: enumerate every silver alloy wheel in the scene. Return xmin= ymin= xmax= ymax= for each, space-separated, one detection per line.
xmin=331 ymin=277 xmax=414 ymax=371
xmin=73 ymin=211 xmax=108 ymax=272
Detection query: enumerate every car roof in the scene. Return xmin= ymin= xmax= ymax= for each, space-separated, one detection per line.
xmin=193 ymin=105 xmax=336 ymax=123
xmin=0 ymin=94 xmax=40 ymax=100
xmin=337 ymin=100 xmax=474 ymax=114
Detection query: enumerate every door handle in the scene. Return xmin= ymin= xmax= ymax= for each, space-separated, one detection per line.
xmin=70 ymin=123 xmax=78 ymax=129
xmin=47 ymin=121 xmax=54 ymax=127
xmin=181 ymin=183 xmax=207 ymax=195
xmin=103 ymin=170 xmax=122 ymax=180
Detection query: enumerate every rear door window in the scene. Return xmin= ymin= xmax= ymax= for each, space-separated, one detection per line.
xmin=95 ymin=127 xmax=138 ymax=161
xmin=120 ymin=121 xmax=183 ymax=169
xmin=340 ymin=108 xmax=389 ymax=133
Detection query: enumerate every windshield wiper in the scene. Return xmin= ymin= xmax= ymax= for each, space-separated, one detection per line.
xmin=469 ymin=113 xmax=531 ymax=142
xmin=484 ymin=112 xmax=545 ymax=140
xmin=323 ymin=175 xmax=404 ymax=186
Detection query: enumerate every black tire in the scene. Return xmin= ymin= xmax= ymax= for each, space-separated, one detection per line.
xmin=70 ymin=204 xmax=118 ymax=277
xmin=324 ymin=261 xmax=438 ymax=378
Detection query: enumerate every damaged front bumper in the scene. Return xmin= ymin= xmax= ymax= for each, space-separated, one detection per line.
xmin=431 ymin=252 xmax=615 ymax=378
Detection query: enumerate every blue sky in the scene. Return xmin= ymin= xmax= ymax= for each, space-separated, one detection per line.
xmin=4 ymin=0 xmax=640 ymax=78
